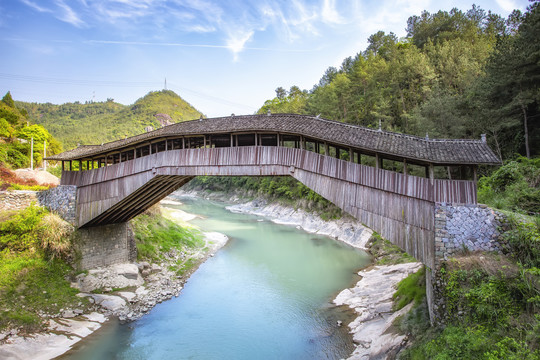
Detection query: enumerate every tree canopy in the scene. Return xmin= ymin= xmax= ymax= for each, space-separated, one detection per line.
xmin=258 ymin=3 xmax=540 ymax=160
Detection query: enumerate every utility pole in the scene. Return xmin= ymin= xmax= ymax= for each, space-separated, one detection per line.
xmin=44 ymin=140 xmax=47 ymax=172
xmin=30 ymin=137 xmax=34 ymax=170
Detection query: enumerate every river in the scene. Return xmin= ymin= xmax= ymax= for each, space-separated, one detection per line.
xmin=60 ymin=196 xmax=370 ymax=359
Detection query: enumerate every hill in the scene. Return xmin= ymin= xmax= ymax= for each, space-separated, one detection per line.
xmin=18 ymin=90 xmax=203 ymax=150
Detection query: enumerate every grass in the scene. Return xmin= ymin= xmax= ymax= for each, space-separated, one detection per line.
xmin=130 ymin=212 xmax=204 ymax=262
xmin=0 ymin=250 xmax=88 ymax=333
xmin=393 ymin=266 xmax=426 ymax=311
xmin=7 ymin=184 xmax=52 ymax=191
xmin=130 ymin=209 xmax=207 ymax=278
xmin=367 ymin=233 xmax=417 ymax=265
xmin=0 ymin=206 xmax=85 ymax=333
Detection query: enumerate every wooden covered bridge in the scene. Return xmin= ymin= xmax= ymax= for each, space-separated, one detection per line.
xmin=46 ymin=113 xmax=500 ymax=269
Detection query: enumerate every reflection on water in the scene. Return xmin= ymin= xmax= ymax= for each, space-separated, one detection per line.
xmin=61 ymin=197 xmax=369 ymax=360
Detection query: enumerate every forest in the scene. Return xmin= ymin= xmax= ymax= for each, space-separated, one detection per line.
xmin=258 ymin=3 xmax=539 ymax=162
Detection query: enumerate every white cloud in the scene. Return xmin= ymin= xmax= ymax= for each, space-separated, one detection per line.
xmin=54 ymin=0 xmax=85 ymax=27
xmin=321 ymin=0 xmax=344 ymax=24
xmin=186 ymin=24 xmax=216 ymax=33
xmin=225 ymin=30 xmax=254 ymax=60
xmin=20 ymin=0 xmax=52 ymax=13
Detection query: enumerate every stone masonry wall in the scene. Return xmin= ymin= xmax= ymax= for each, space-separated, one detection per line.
xmin=429 ymin=202 xmax=507 ymax=324
xmin=0 ymin=186 xmax=77 ymax=226
xmin=0 ymin=190 xmax=38 ymax=211
xmin=76 ymin=223 xmax=134 ymax=270
xmin=37 ymin=185 xmax=77 ymax=225
xmin=434 ymin=202 xmax=505 ymax=262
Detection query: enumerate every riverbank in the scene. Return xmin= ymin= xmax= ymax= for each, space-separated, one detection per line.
xmin=0 ymin=201 xmax=228 ymax=360
xmin=174 ymin=190 xmax=373 ymax=249
xmin=174 ymin=190 xmax=422 ymax=360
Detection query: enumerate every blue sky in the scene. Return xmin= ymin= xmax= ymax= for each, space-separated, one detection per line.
xmin=0 ymin=0 xmax=531 ymax=117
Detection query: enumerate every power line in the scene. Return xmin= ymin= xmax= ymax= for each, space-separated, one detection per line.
xmin=168 ymin=82 xmax=257 ymax=112
xmin=1 ymin=72 xmax=258 ymax=113
xmin=0 ymin=73 xmax=160 ymax=87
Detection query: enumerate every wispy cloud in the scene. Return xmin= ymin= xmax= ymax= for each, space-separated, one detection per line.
xmin=321 ymin=0 xmax=344 ymax=24
xmin=54 ymin=0 xmax=85 ymax=27
xmin=85 ymin=39 xmax=319 ymax=52
xmin=20 ymin=0 xmax=52 ymax=13
xmin=186 ymin=24 xmax=216 ymax=33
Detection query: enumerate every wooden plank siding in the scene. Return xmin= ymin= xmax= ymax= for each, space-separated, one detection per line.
xmin=62 ymin=146 xmax=477 ymax=268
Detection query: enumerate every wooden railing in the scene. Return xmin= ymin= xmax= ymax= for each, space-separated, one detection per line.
xmin=62 ymin=146 xmax=476 ymax=205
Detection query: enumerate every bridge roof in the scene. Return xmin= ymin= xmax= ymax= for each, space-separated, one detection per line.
xmin=47 ymin=113 xmax=500 ymax=165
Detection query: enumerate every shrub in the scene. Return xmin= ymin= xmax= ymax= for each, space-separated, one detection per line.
xmin=0 ymin=205 xmax=46 ymax=252
xmin=35 ymin=213 xmax=74 ymax=260
xmin=478 ymin=156 xmax=540 ymax=214
xmin=500 ymin=215 xmax=540 ymax=268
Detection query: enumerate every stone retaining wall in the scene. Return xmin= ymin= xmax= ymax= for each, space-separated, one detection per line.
xmin=0 ymin=190 xmax=38 ymax=211
xmin=434 ymin=203 xmax=505 ymax=262
xmin=429 ymin=202 xmax=507 ymax=324
xmin=37 ymin=185 xmax=77 ymax=226
xmin=0 ymin=186 xmax=77 ymax=226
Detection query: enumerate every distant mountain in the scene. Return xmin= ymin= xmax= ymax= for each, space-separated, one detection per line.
xmin=17 ymin=90 xmax=203 ymax=150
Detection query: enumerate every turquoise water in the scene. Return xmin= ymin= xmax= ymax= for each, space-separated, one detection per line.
xmin=61 ymin=197 xmax=369 ymax=359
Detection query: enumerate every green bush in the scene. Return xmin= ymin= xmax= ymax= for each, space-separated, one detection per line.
xmin=501 ymin=215 xmax=540 ymax=268
xmin=0 ymin=142 xmax=30 ymax=169
xmin=441 ymin=267 xmax=520 ymax=327
xmin=478 ymin=157 xmax=540 ymax=214
xmin=0 ymin=205 xmax=46 ymax=252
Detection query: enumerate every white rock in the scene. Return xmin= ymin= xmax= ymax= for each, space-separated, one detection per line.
xmin=117 ymin=291 xmax=137 ymax=303
xmin=334 ymin=262 xmax=422 ymax=360
xmin=226 ymin=201 xmax=373 ymax=249
xmin=79 ymin=294 xmax=126 ymax=312
xmin=112 ymin=263 xmax=140 ymax=280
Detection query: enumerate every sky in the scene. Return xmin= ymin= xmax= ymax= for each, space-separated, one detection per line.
xmin=0 ymin=0 xmax=531 ymax=117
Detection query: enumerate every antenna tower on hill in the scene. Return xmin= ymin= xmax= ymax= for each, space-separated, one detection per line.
xmin=164 ymin=78 xmax=167 ymax=90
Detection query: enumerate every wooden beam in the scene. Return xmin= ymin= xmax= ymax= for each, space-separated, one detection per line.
xmin=403 ymin=159 xmax=407 ymax=175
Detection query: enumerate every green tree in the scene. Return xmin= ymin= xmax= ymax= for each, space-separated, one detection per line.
xmin=258 ymin=86 xmax=309 ymax=115
xmin=2 ymin=91 xmax=15 ymax=108
xmin=474 ymin=2 xmax=540 ymax=158
xmin=0 ymin=118 xmax=15 ymax=138
xmin=15 ymin=124 xmax=50 ymax=143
